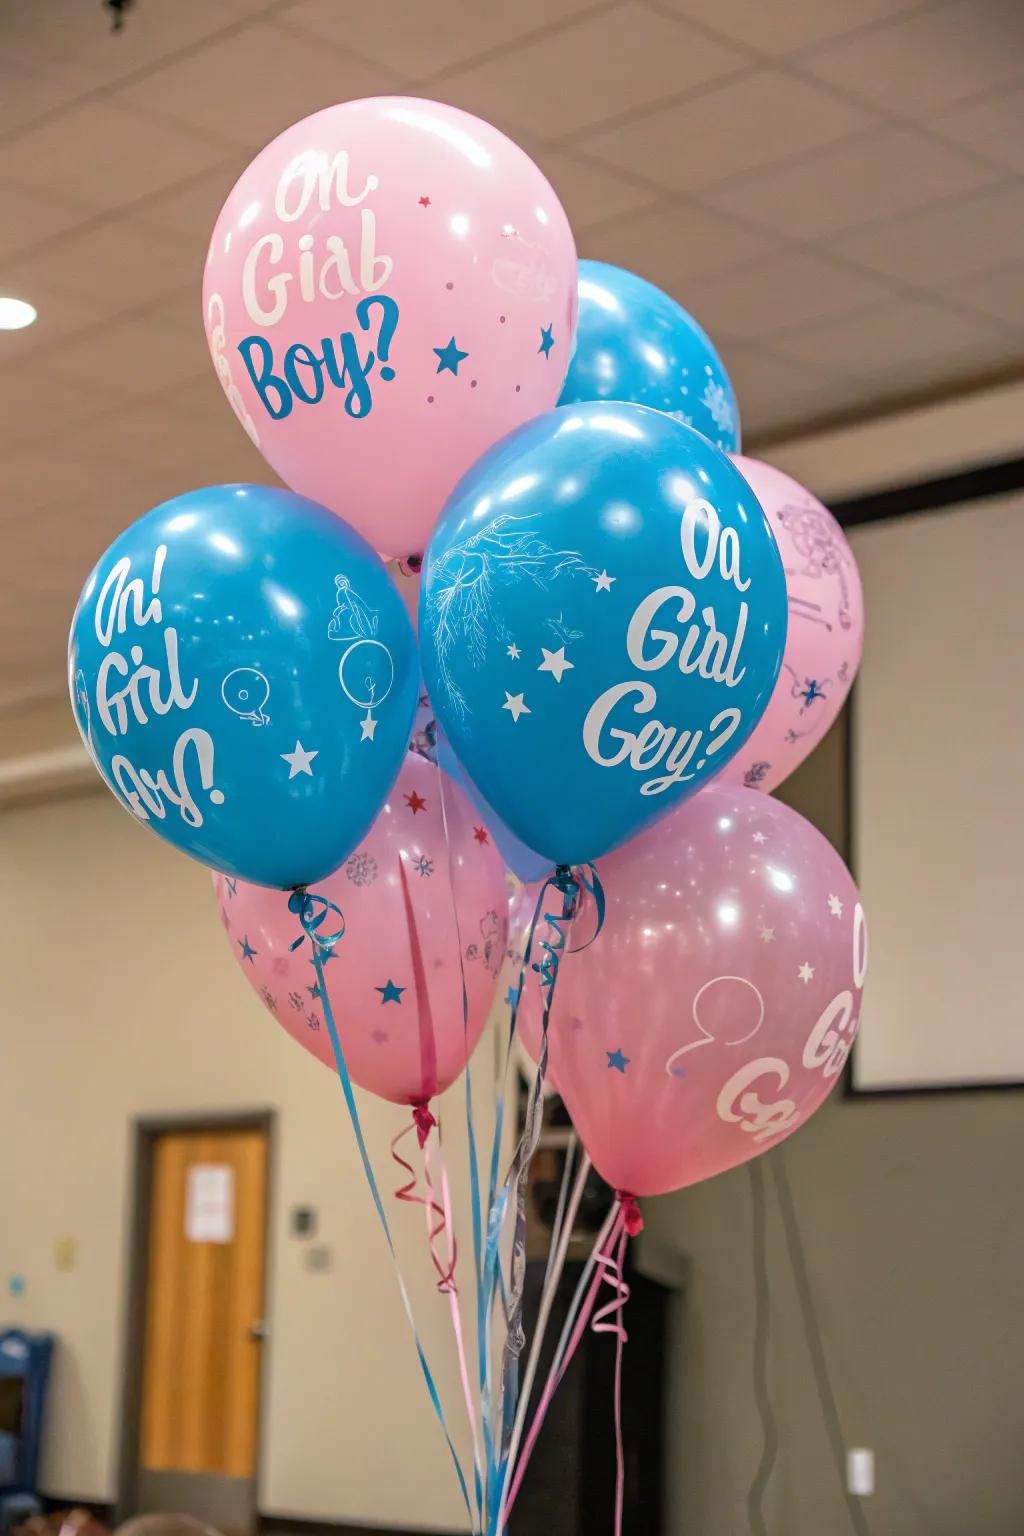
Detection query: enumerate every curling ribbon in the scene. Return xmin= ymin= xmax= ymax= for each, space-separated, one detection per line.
xmin=290 ymin=888 xmax=477 ymax=1531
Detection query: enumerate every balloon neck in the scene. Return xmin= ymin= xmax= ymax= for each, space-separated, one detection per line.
xmin=412 ymin=1101 xmax=437 ymax=1148
xmin=617 ymin=1191 xmax=644 ymax=1237
xmin=403 ymin=553 xmax=423 ymax=574
xmin=553 ymin=863 xmax=581 ymax=917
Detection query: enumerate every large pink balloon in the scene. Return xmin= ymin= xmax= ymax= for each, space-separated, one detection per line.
xmin=215 ymin=753 xmax=507 ymax=1104
xmin=723 ymin=456 xmax=863 ymax=794
xmin=519 ymin=783 xmax=866 ymax=1196
xmin=203 ymin=97 xmax=578 ymax=560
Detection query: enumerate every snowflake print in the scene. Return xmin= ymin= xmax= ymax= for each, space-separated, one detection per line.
xmin=702 ymin=379 xmax=735 ymax=437
xmin=288 ymin=991 xmax=304 ymax=1010
xmin=260 ymin=986 xmax=277 ymax=1011
xmin=667 ymin=407 xmax=694 ymax=429
xmin=346 ymin=850 xmax=378 ymax=887
xmin=744 ymin=761 xmax=771 ymax=787
xmin=306 ymin=1012 xmax=321 ymax=1032
xmin=414 ymin=854 xmax=435 ymax=878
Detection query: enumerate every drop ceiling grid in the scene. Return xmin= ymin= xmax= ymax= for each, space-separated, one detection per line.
xmin=0 ymin=0 xmax=1022 ymax=706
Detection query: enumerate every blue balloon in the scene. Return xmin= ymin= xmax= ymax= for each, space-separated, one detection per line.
xmin=435 ymin=727 xmax=554 ymax=884
xmin=559 ymin=260 xmax=740 ymax=453
xmin=68 ymin=484 xmax=417 ymax=888
xmin=419 ymin=403 xmax=786 ymax=867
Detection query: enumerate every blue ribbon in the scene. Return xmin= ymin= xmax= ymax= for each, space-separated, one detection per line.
xmin=291 ymin=887 xmax=476 ymax=1530
xmin=482 ymin=861 xmax=605 ymax=1532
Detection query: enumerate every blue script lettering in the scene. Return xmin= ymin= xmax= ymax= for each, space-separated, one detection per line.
xmin=239 ymin=294 xmax=399 ymax=421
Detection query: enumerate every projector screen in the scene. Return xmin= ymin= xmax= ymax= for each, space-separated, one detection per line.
xmin=850 ymin=491 xmax=1024 ymax=1091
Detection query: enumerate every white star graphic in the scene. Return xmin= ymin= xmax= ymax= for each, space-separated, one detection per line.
xmin=593 ymin=569 xmax=615 ymax=592
xmin=503 ymin=691 xmax=531 ymax=722
xmin=281 ymin=740 xmax=318 ymax=778
xmin=507 ymin=643 xmax=521 ymax=659
xmin=759 ymin=926 xmax=775 ymax=944
xmin=360 ymin=713 xmax=378 ymax=742
xmin=538 ymin=646 xmax=573 ymax=683
xmin=752 ymin=831 xmax=767 ymax=845
xmin=828 ymin=894 xmax=843 ymax=917
xmin=797 ymin=962 xmax=815 ymax=984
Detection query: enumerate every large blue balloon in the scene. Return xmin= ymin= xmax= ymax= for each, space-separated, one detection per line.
xmin=559 ymin=260 xmax=740 ymax=452
xmin=68 ymin=485 xmax=417 ymax=888
xmin=419 ymin=403 xmax=786 ymax=867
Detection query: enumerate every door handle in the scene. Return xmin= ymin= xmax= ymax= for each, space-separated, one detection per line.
xmin=248 ymin=1320 xmax=268 ymax=1341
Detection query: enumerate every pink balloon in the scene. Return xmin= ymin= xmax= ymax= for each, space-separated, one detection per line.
xmin=215 ymin=753 xmax=507 ymax=1104
xmin=722 ymin=456 xmax=863 ymax=794
xmin=203 ymin=97 xmax=578 ymax=560
xmin=519 ymin=782 xmax=866 ymax=1196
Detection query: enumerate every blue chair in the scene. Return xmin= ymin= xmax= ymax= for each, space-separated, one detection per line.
xmin=0 ymin=1330 xmax=55 ymax=1534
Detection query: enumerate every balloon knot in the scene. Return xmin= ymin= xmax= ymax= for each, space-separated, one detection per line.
xmin=617 ymin=1191 xmax=644 ymax=1237
xmin=413 ymin=1102 xmax=437 ymax=1149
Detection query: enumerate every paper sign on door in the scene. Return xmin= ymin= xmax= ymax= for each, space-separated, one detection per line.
xmin=185 ymin=1163 xmax=235 ymax=1243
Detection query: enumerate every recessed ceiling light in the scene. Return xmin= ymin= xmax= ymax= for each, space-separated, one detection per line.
xmin=0 ymin=297 xmax=37 ymax=331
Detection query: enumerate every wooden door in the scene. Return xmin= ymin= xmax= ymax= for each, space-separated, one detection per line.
xmin=135 ymin=1127 xmax=268 ymax=1530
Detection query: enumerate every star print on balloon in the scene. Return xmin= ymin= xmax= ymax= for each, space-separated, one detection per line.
xmin=538 ymin=324 xmax=555 ymax=358
xmin=607 ymin=1048 xmax=630 ymax=1073
xmin=473 ymin=826 xmax=490 ymax=845
xmin=238 ymin=935 xmax=257 ymax=963
xmin=281 ymin=740 xmax=318 ymax=778
xmin=404 ymin=791 xmax=427 ymax=814
xmin=376 ymin=979 xmax=406 ymax=1004
xmin=434 ymin=337 xmax=469 ymax=376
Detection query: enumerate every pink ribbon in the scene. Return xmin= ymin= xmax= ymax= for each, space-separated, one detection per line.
xmin=505 ymin=1193 xmax=643 ymax=1527
xmin=391 ymin=1106 xmax=456 ymax=1292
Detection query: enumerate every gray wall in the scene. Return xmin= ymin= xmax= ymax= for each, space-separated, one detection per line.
xmin=646 ymin=712 xmax=1024 ymax=1534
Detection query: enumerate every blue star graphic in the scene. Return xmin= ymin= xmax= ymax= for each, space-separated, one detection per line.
xmin=801 ymin=679 xmax=825 ymax=706
xmin=538 ymin=324 xmax=555 ymax=358
xmin=225 ymin=877 xmax=237 ymax=898
xmin=505 ymin=984 xmax=520 ymax=1009
xmin=307 ymin=983 xmax=322 ymax=1000
xmin=433 ymin=336 xmax=469 ymax=375
xmin=606 ymin=1047 xmax=630 ymax=1073
xmin=238 ymin=935 xmax=257 ymax=964
xmin=376 ymin=979 xmax=406 ymax=1005
xmin=8 ymin=1275 xmax=25 ymax=1298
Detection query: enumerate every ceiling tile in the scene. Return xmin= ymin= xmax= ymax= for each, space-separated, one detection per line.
xmin=0 ymin=363 xmax=121 ymax=451
xmin=579 ymin=70 xmax=873 ymax=192
xmin=283 ymin=0 xmax=609 ymax=79
xmin=135 ymin=161 xmax=250 ymax=249
xmin=840 ymin=180 xmax=1024 ymax=287
xmin=0 ymin=278 xmax=99 ymax=361
xmin=0 ymin=0 xmax=258 ymax=91
xmin=579 ymin=201 xmax=778 ymax=292
xmin=655 ymin=250 xmax=893 ymax=340
xmin=0 ymin=179 xmax=95 ymax=262
xmin=532 ymin=150 xmax=660 ymax=229
xmin=937 ymin=262 xmax=1024 ymax=330
xmin=0 ymin=56 xmax=91 ymax=138
xmin=801 ymin=0 xmax=1024 ymax=116
xmin=0 ymin=100 xmax=233 ymax=213
xmin=116 ymin=23 xmax=403 ymax=152
xmin=768 ymin=294 xmax=1011 ymax=377
xmin=658 ymin=0 xmax=929 ymax=56
xmin=705 ymin=127 xmax=998 ymax=240
xmin=931 ymin=84 xmax=1024 ymax=174
xmin=46 ymin=305 xmax=209 ymax=397
xmin=435 ymin=4 xmax=745 ymax=139
xmin=8 ymin=218 xmax=190 ymax=319
xmin=715 ymin=341 xmax=841 ymax=434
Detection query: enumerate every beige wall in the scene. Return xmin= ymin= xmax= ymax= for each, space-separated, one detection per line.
xmin=643 ymin=411 xmax=1024 ymax=1533
xmin=0 ymin=787 xmax=484 ymax=1531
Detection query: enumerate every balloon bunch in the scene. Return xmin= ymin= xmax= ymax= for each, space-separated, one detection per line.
xmin=67 ymin=96 xmax=865 ymax=1536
